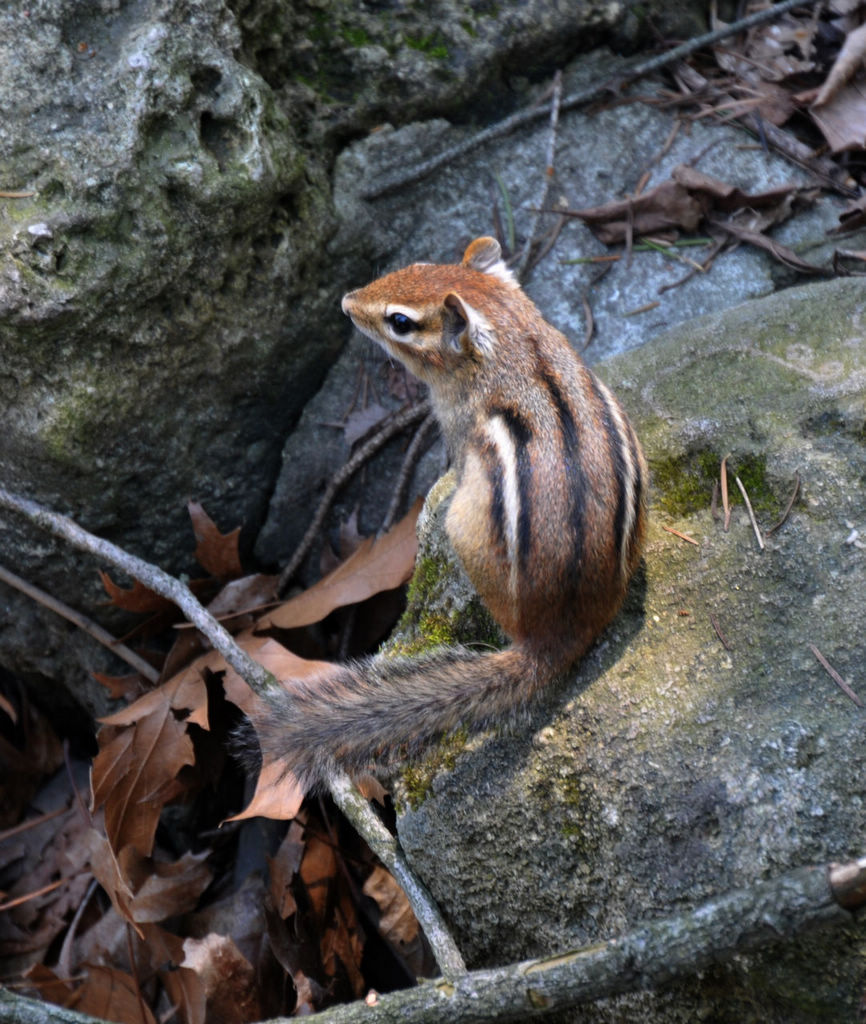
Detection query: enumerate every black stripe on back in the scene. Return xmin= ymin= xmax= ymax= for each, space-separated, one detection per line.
xmin=479 ymin=437 xmax=507 ymax=552
xmin=491 ymin=404 xmax=533 ymax=566
xmin=535 ymin=361 xmax=587 ymax=563
xmin=586 ymin=371 xmax=630 ymax=566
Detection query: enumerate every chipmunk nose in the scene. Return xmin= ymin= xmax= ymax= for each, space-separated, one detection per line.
xmin=341 ymin=291 xmax=357 ymax=316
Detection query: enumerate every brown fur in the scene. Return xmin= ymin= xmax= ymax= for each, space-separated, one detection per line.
xmin=256 ymin=238 xmax=647 ymax=790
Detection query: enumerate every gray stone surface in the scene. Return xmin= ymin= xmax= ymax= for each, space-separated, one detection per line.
xmin=393 ymin=276 xmax=866 ymax=1021
xmin=3 ymin=0 xmax=669 ymax=713
xmin=0 ymin=0 xmax=336 ymax=711
xmin=332 ymin=52 xmax=857 ymax=365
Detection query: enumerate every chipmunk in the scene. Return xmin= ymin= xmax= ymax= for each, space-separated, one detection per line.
xmin=255 ymin=237 xmax=647 ymax=791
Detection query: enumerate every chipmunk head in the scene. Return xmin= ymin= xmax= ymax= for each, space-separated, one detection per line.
xmin=341 ymin=237 xmax=520 ymax=381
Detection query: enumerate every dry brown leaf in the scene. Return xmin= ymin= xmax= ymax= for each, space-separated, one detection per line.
xmin=831 ymin=193 xmax=866 ymax=232
xmin=93 ymin=673 xmax=148 ymax=701
xmin=182 ymin=933 xmax=261 ymax=1024
xmin=809 ymin=75 xmax=866 ymax=150
xmin=0 ymin=796 xmax=94 ymax=967
xmin=138 ymin=923 xmax=207 ymax=1024
xmin=123 ymin=849 xmax=213 ymax=923
xmin=268 ymin=820 xmax=306 ymax=918
xmin=227 ymin=754 xmax=305 ymax=823
xmin=0 ymin=691 xmax=16 ymax=722
xmin=814 ymin=20 xmax=866 ymax=106
xmin=23 ymin=964 xmax=77 ymax=1007
xmin=300 ymin=832 xmax=338 ymax=929
xmin=205 ymin=572 xmax=278 ymax=622
xmin=99 ymin=571 xmax=173 ymax=615
xmin=713 ymin=9 xmax=817 ymax=81
xmin=363 ymin=865 xmax=419 ymax=948
xmin=92 ymin=670 xmax=210 ymax=857
xmin=263 ymin=497 xmax=422 ymax=631
xmin=321 ymin=911 xmax=365 ymax=999
xmin=73 ymin=964 xmax=157 ymax=1024
xmin=670 ymin=165 xmax=797 ymax=212
xmin=355 ymin=774 xmax=388 ymax=805
xmin=161 ymin=962 xmax=207 ymax=1024
xmin=565 ymin=180 xmax=704 ymax=245
xmin=188 ymin=501 xmax=243 ymax=580
xmin=87 ymin=831 xmax=212 ymax=930
xmin=709 ymin=218 xmax=828 ymax=274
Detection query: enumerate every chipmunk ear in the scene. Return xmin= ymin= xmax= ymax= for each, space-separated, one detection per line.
xmin=443 ymin=292 xmax=494 ymax=356
xmin=461 ymin=236 xmax=519 ymax=288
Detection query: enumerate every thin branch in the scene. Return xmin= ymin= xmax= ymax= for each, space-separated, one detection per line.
xmin=381 ymin=412 xmax=438 ymax=533
xmin=765 ymin=471 xmax=800 ymax=536
xmin=295 ymin=861 xmax=858 ymax=1022
xmin=734 ymin=476 xmax=765 ymax=551
xmin=10 ymin=858 xmax=852 ymax=1024
xmin=328 ymin=766 xmax=467 ymax=978
xmin=710 ymin=613 xmax=732 ymax=652
xmin=674 ymin=61 xmax=852 ymax=196
xmin=0 ymin=485 xmax=464 ymax=977
xmin=0 ymin=562 xmax=159 ymax=683
xmin=809 ymin=643 xmax=864 ymax=708
xmin=0 ymin=487 xmax=277 ymax=696
xmin=278 ymin=401 xmax=431 ymax=593
xmin=662 ymin=525 xmax=699 ymax=546
xmin=362 ymin=0 xmax=820 ymax=200
xmin=720 ymin=455 xmax=731 ymax=532
xmin=516 ymin=70 xmax=563 ymax=281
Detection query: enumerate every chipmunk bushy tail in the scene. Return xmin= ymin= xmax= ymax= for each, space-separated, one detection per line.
xmin=254 ymin=644 xmax=557 ymax=792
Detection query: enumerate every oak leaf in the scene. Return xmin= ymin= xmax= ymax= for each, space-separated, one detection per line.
xmin=92 ymin=670 xmax=210 ymax=857
xmin=73 ymin=964 xmax=158 ymax=1024
xmin=262 ymin=496 xmax=422 ymax=631
xmin=188 ymin=500 xmax=243 ymax=579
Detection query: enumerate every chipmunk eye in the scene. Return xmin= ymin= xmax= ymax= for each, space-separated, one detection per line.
xmin=386 ymin=312 xmax=418 ymax=336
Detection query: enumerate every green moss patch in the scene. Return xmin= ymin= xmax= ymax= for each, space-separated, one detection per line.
xmin=651 ymin=449 xmax=777 ymax=517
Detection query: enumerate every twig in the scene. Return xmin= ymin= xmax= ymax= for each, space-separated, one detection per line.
xmin=381 ymin=412 xmax=438 ymax=533
xmin=765 ymin=471 xmax=800 ymax=536
xmin=658 ymin=236 xmax=725 ymax=293
xmin=662 ymin=525 xmax=699 ymax=546
xmin=517 ymin=70 xmax=563 ymax=281
xmin=3 ymin=854 xmax=865 ymax=1023
xmin=0 ymin=878 xmax=65 ymax=912
xmin=809 ymin=643 xmax=864 ymax=708
xmin=734 ymin=476 xmax=765 ymax=551
xmin=0 ymin=805 xmax=66 ymax=843
xmin=328 ymin=766 xmax=467 ymax=978
xmin=710 ymin=613 xmax=732 ymax=651
xmin=58 ymin=878 xmax=99 ymax=980
xmin=278 ymin=401 xmax=431 ymax=593
xmin=0 ymin=485 xmax=464 ymax=978
xmin=0 ymin=562 xmax=159 ymax=683
xmin=580 ymin=294 xmax=594 ymax=350
xmin=0 ymin=487 xmax=277 ymax=696
xmin=362 ymin=0 xmax=820 ymax=200
xmin=674 ymin=62 xmax=853 ymax=197
xmin=492 ymin=172 xmax=516 ymax=254
xmin=720 ymin=455 xmax=731 ymax=532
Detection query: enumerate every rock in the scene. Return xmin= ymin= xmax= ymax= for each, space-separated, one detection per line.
xmin=0 ymin=0 xmax=705 ymax=720
xmin=0 ymin=0 xmax=337 ymax=713
xmin=394 ymin=276 xmax=866 ymax=1021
